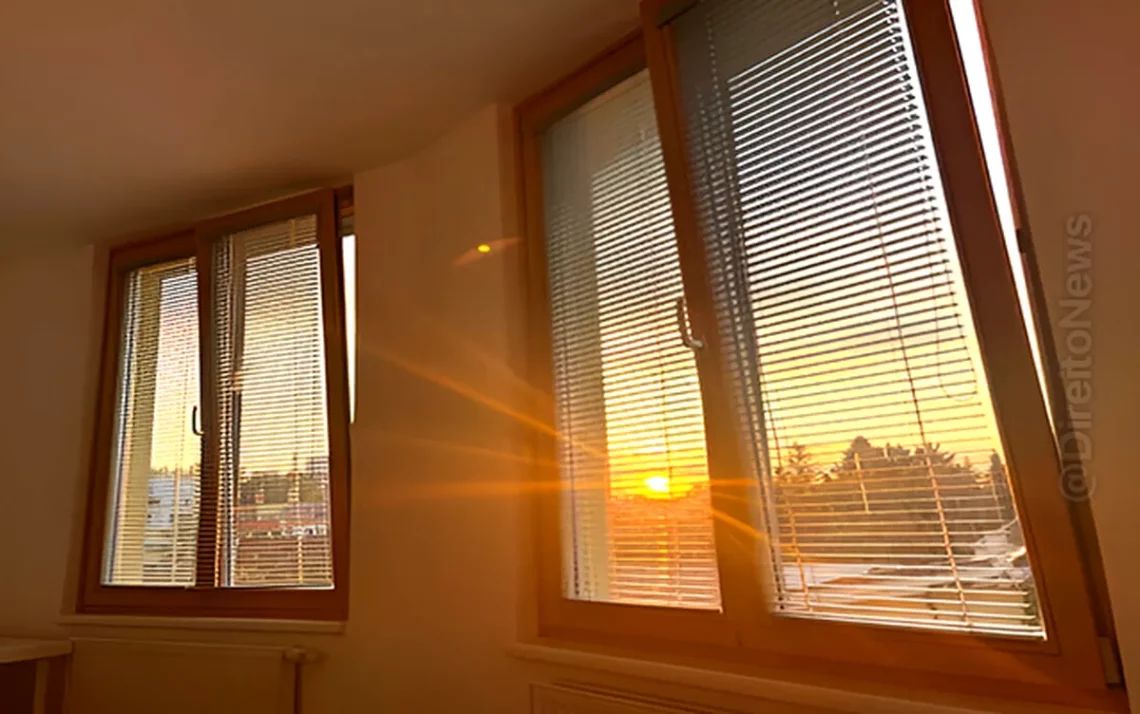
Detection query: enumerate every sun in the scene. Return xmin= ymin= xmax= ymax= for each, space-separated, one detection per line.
xmin=643 ymin=475 xmax=671 ymax=496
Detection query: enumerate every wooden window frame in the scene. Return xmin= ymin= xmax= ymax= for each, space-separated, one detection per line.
xmin=966 ymin=0 xmax=1119 ymax=651
xmin=78 ymin=189 xmax=351 ymax=621
xmin=517 ymin=4 xmax=1123 ymax=710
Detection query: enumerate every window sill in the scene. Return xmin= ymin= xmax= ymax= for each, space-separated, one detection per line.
xmin=509 ymin=642 xmax=999 ymax=714
xmin=59 ymin=614 xmax=344 ymax=635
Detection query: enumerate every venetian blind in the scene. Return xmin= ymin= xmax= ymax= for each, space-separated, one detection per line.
xmin=103 ymin=257 xmax=201 ymax=585
xmin=542 ymin=69 xmax=721 ymax=609
xmin=212 ymin=215 xmax=334 ymax=587
xmin=670 ymin=0 xmax=1044 ymax=636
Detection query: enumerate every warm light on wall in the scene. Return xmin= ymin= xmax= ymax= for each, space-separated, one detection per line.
xmin=451 ymin=238 xmax=520 ymax=267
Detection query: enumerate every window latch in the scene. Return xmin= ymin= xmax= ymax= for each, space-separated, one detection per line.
xmin=675 ymin=296 xmax=704 ymax=351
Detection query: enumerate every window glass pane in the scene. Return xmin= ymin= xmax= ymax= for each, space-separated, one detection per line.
xmin=213 ymin=215 xmax=333 ymax=587
xmin=673 ymin=0 xmax=1044 ymax=636
xmin=542 ymin=69 xmax=721 ymax=609
xmin=103 ymin=257 xmax=200 ymax=585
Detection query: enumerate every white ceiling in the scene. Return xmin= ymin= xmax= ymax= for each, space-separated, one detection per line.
xmin=0 ymin=0 xmax=637 ymax=250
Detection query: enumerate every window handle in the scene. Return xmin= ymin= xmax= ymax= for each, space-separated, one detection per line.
xmin=191 ymin=405 xmax=203 ymax=437
xmin=676 ymin=296 xmax=704 ymax=351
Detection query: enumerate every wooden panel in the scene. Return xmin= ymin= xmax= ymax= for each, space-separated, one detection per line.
xmin=0 ymin=658 xmax=67 ymax=714
xmin=0 ymin=661 xmax=35 ymax=713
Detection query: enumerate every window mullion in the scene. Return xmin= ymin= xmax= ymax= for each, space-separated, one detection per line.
xmin=315 ymin=190 xmax=353 ymax=607
xmin=194 ymin=233 xmax=222 ymax=589
xmin=642 ymin=6 xmax=773 ymax=633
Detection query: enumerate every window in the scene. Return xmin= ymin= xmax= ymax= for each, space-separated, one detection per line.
xmin=103 ymin=255 xmax=201 ymax=587
xmin=80 ymin=190 xmax=351 ymax=619
xmin=674 ymin=0 xmax=1036 ymax=637
xmin=542 ymin=68 xmax=720 ymax=610
xmin=520 ymin=1 xmax=1119 ymax=707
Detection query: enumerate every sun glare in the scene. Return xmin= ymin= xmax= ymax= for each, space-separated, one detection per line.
xmin=643 ymin=475 xmax=672 ymax=496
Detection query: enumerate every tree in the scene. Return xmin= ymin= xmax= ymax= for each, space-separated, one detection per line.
xmin=798 ymin=437 xmax=1006 ymax=558
xmin=989 ymin=452 xmax=1018 ymax=525
xmin=299 ymin=472 xmax=327 ymax=503
xmin=775 ymin=442 xmax=819 ymax=485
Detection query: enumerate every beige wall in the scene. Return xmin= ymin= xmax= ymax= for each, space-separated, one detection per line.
xmin=0 ymin=2 xmax=1137 ymax=712
xmin=0 ymin=106 xmax=534 ymax=713
xmin=980 ymin=0 xmax=1140 ymax=697
xmin=0 ymin=244 xmax=95 ymax=626
xmin=309 ymin=104 xmax=528 ymax=712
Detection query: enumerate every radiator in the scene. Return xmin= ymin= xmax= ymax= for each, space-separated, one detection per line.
xmin=532 ymin=683 xmax=735 ymax=714
xmin=530 ymin=682 xmax=851 ymax=714
xmin=68 ymin=638 xmax=298 ymax=714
